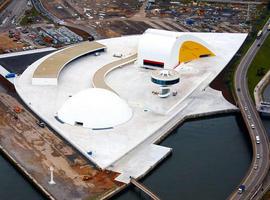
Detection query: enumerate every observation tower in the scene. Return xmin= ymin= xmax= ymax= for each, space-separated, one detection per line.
xmin=151 ymin=69 xmax=180 ymax=98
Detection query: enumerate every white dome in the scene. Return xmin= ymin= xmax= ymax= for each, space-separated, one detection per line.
xmin=57 ymin=88 xmax=132 ymax=129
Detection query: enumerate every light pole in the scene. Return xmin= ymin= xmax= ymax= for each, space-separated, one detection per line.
xmin=49 ymin=166 xmax=56 ymax=185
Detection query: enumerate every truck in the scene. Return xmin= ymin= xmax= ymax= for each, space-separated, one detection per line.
xmin=257 ymin=30 xmax=263 ymax=39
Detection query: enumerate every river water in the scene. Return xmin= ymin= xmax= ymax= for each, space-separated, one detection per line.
xmin=0 ymin=114 xmax=252 ymax=200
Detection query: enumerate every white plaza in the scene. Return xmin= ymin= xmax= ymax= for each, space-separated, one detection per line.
xmin=15 ymin=29 xmax=247 ymax=183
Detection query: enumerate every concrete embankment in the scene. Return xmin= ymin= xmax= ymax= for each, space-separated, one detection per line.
xmin=155 ymin=108 xmax=238 ymax=145
xmin=0 ymin=145 xmax=55 ymax=200
xmin=254 ymin=69 xmax=270 ymax=109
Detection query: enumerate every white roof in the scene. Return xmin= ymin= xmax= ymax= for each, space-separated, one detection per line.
xmin=57 ymin=88 xmax=132 ymax=129
xmin=138 ymin=29 xmax=176 ymax=67
xmin=137 ymin=29 xmax=215 ymax=69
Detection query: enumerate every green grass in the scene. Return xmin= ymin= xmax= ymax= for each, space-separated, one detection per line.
xmin=224 ymin=7 xmax=270 ymax=97
xmin=247 ymin=34 xmax=270 ymax=96
xmin=225 ymin=36 xmax=253 ymax=91
xmin=20 ymin=7 xmax=41 ymax=26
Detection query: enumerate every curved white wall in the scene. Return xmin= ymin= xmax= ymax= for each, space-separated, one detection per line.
xmin=137 ymin=29 xmax=215 ymax=69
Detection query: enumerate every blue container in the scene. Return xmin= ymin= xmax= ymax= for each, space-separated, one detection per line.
xmin=5 ymin=73 xmax=16 ymax=78
xmin=186 ymin=19 xmax=195 ymax=25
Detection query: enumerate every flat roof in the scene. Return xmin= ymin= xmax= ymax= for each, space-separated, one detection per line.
xmin=33 ymin=41 xmax=106 ymax=79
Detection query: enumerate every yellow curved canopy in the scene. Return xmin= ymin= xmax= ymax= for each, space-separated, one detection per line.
xmin=179 ymin=41 xmax=215 ymax=63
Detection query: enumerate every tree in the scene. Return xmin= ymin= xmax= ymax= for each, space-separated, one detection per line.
xmin=256 ymin=67 xmax=266 ymax=77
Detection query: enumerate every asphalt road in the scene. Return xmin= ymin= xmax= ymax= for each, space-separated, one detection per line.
xmin=0 ymin=0 xmax=29 ymax=30
xmin=0 ymin=50 xmax=54 ymax=74
xmin=229 ymin=18 xmax=270 ymax=200
xmin=31 ymin=0 xmax=60 ymax=24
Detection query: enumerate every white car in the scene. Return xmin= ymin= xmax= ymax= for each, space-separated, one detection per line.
xmin=256 ymin=136 xmax=260 ymax=144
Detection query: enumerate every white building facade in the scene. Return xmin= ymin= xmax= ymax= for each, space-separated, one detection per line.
xmin=137 ymin=29 xmax=216 ymax=69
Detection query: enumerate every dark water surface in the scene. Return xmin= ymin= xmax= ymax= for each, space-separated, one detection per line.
xmin=0 ymin=51 xmax=54 ymax=74
xmin=0 ymin=156 xmax=44 ymax=200
xmin=0 ymin=114 xmax=252 ymax=200
xmin=113 ymin=114 xmax=251 ymax=200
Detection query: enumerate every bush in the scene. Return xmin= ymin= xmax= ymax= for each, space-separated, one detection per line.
xmin=256 ymin=67 xmax=266 ymax=77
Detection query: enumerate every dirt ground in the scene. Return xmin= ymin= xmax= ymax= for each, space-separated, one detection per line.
xmin=42 ymin=0 xmax=141 ymax=20
xmin=64 ymin=25 xmax=91 ymax=40
xmin=0 ymin=93 xmax=123 ymax=200
xmin=92 ymin=20 xmax=153 ymax=38
xmin=0 ymin=33 xmax=25 ymax=53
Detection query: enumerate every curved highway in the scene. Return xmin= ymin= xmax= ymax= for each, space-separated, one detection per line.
xmin=229 ymin=18 xmax=270 ymax=200
xmin=31 ymin=0 xmax=99 ymax=39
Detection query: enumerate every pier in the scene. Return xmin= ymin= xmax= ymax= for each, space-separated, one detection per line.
xmin=130 ymin=177 xmax=161 ymax=200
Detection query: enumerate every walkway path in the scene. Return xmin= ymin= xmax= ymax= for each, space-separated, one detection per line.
xmin=92 ymin=54 xmax=137 ymax=94
xmin=32 ymin=41 xmax=106 ymax=85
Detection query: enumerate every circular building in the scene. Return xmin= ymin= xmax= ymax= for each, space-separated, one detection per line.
xmin=57 ymin=88 xmax=132 ymax=129
xmin=151 ymin=69 xmax=180 ymax=98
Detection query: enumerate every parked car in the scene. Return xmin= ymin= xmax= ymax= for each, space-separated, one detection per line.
xmin=37 ymin=121 xmax=45 ymax=128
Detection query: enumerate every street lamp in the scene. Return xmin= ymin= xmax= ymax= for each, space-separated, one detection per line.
xmin=48 ymin=166 xmax=56 ymax=185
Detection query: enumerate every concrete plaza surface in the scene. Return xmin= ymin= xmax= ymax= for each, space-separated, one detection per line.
xmin=15 ymin=32 xmax=247 ymax=183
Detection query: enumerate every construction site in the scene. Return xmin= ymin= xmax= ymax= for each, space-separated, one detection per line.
xmin=0 ymin=0 xmax=269 ymax=53
xmin=38 ymin=0 xmax=268 ymax=38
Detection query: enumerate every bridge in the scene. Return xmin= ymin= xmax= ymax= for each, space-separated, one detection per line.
xmin=229 ymin=17 xmax=270 ymax=200
xmin=130 ymin=177 xmax=161 ymax=200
